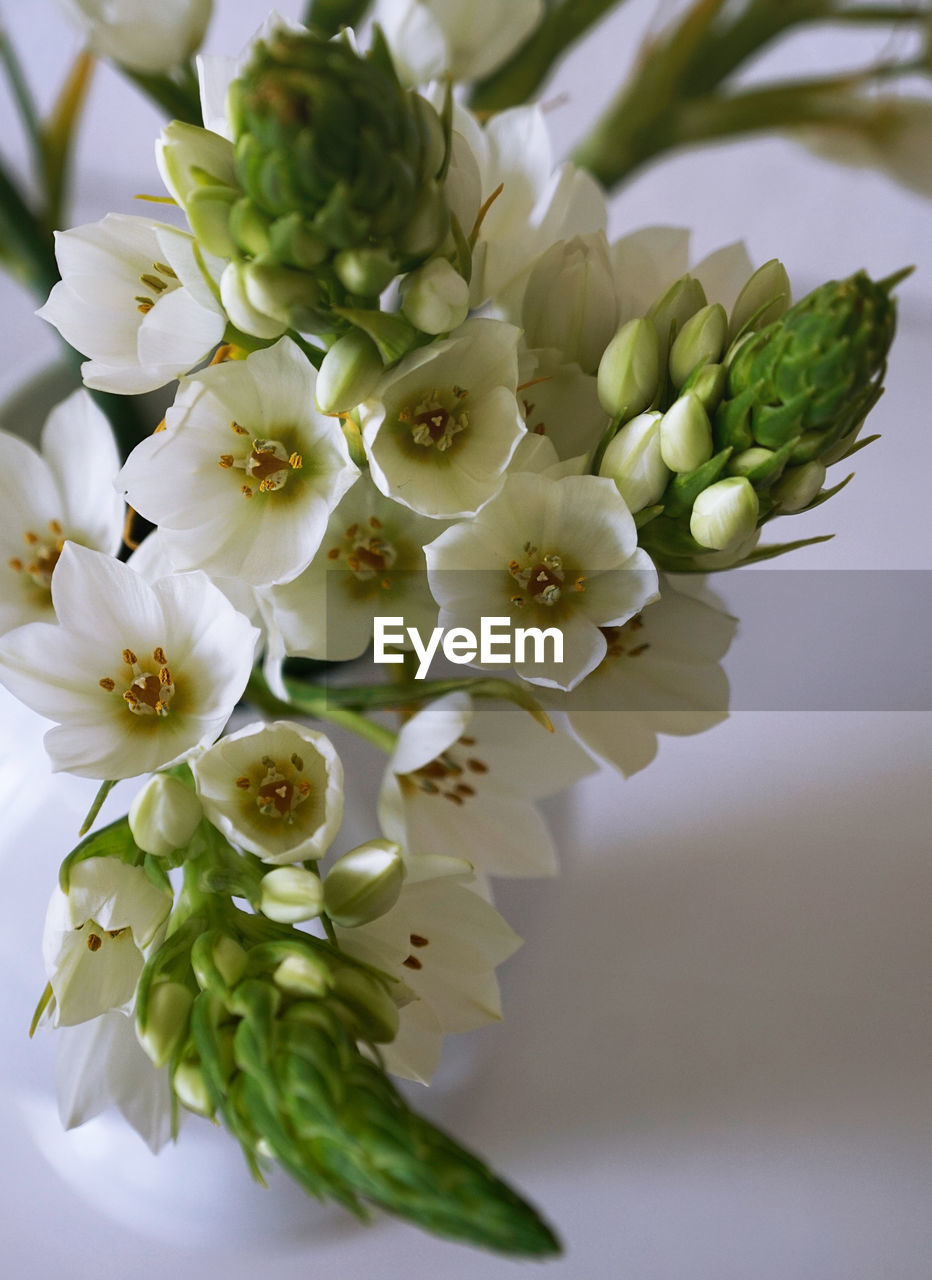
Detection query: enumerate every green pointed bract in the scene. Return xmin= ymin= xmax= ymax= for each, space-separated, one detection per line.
xmin=633 ymin=270 xmax=901 ymax=571
xmin=227 ymin=28 xmax=448 ymax=297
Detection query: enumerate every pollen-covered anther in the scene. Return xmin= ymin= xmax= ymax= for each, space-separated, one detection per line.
xmin=235 ymin=776 xmax=251 ymax=790
xmin=11 ymin=527 xmax=64 ymax=588
xmin=254 ymin=759 xmax=311 ymax=824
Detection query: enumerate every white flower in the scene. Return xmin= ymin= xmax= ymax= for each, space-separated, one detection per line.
xmin=359 ymin=318 xmax=525 ymax=518
xmin=55 ymin=1010 xmax=174 ymax=1152
xmin=336 ymin=854 xmax=522 ymax=1083
xmin=0 ymin=544 xmax=258 ymax=779
xmin=37 ymin=215 xmax=226 ymax=395
xmin=379 ymin=692 xmax=595 ymax=877
xmin=259 ymin=476 xmax=443 ymax=668
xmin=118 ymin=339 xmax=359 ymax=587
xmin=43 ymin=856 xmax=172 ymax=1027
xmin=545 ymin=583 xmax=736 ymax=777
xmin=520 ymin=231 xmax=619 ymax=375
xmin=425 ymin=472 xmax=659 ymax=690
xmin=192 ymin=720 xmax=344 ymax=865
xmin=611 ymin=227 xmax=754 ymax=327
xmin=376 ymin=0 xmax=542 ymax=84
xmin=515 ymin=347 xmax=609 ymax=463
xmin=0 ymin=390 xmax=123 ymax=635
xmin=55 ymin=0 xmax=211 ymax=73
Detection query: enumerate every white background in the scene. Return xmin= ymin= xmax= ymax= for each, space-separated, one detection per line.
xmin=1 ymin=1 xmax=931 ymax=1277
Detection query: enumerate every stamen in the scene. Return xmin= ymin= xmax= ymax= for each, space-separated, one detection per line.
xmin=410 ymin=934 xmax=429 ymax=948
xmin=218 ymin=454 xmax=234 ymax=469
xmin=49 ymin=520 xmax=63 ymax=536
xmin=135 ymin=297 xmax=154 ymax=314
xmin=99 ymin=678 xmax=116 ymax=691
xmin=86 ymin=933 xmax=102 ymax=952
xmin=23 ymin=532 xmax=39 ymax=545
xmin=139 ymin=272 xmax=168 ymax=293
xmin=235 ymin=776 xmax=251 ymax=790
xmin=152 ymin=261 xmax=177 ymax=278
xmin=122 ymin=649 xmax=137 ymax=665
xmin=291 ymin=753 xmax=304 ymax=771
xmin=327 ymin=547 xmax=341 ymax=560
xmin=153 ymin=647 xmax=167 ymax=664
xmin=403 ymin=955 xmax=423 ymax=970
xmin=230 ymin=421 xmax=249 ymax=435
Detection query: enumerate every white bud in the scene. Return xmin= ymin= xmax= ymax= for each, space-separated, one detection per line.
xmin=669 ymin=303 xmax=728 ymax=387
xmin=259 ymin=866 xmax=324 ymax=925
xmin=729 ymin=258 xmax=791 ymax=340
xmin=273 ymin=951 xmax=333 ymax=998
xmin=649 ymin=275 xmax=707 ymax=349
xmin=323 ymin=840 xmax=405 ymax=929
xmin=659 ymin=393 xmax=714 ymax=472
xmin=219 ymin=262 xmax=288 ymax=340
xmin=129 ymin=774 xmax=202 ymax=857
xmin=173 ymin=1062 xmax=213 ymax=1117
xmin=317 ymin=330 xmax=383 ymax=414
xmin=400 ymin=258 xmax=470 ymax=335
xmin=597 ymin=317 xmax=661 ymax=418
xmin=521 ymin=232 xmax=619 ymax=374
xmin=598 ymin=411 xmax=669 ymax=513
xmin=137 ymin=981 xmax=193 ymax=1068
xmin=690 ymin=476 xmax=759 ymax=551
xmin=728 ymin=446 xmax=775 ymax=477
xmin=772 ymin=460 xmax=826 ymax=512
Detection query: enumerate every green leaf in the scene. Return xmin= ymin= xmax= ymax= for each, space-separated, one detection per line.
xmin=333 ymin=307 xmax=418 ymax=363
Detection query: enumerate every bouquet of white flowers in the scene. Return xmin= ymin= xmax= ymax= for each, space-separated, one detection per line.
xmin=0 ymin=0 xmax=929 ymax=1260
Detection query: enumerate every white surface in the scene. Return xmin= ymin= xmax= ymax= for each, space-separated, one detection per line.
xmin=1 ymin=1 xmax=932 ymax=1277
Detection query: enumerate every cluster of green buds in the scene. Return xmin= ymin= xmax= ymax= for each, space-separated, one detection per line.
xmin=595 ymin=262 xmax=902 ymax=570
xmin=135 ymin=907 xmax=557 ymax=1256
xmin=165 ymin=26 xmax=451 ymax=343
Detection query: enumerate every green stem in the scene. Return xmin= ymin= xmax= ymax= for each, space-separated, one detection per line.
xmin=0 ymin=156 xmax=58 ymax=295
xmin=469 ymin=0 xmax=627 ymax=112
xmin=0 ymin=24 xmax=44 ymax=180
xmin=829 ymin=4 xmax=930 ymax=19
xmin=79 ymin=779 xmax=118 ymax=837
xmin=245 ymin=670 xmax=397 ymax=753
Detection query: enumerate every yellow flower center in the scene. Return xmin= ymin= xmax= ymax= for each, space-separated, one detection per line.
xmin=236 ymin=753 xmax=312 ymax=825
xmin=326 ymin=515 xmax=398 ymax=586
xmin=9 ymin=522 xmax=66 ymax=590
xmin=99 ymin=647 xmax=175 ymax=717
xmin=218 ymin=425 xmax=303 ymax=498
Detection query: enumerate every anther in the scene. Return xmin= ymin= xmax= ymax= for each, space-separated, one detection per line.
xmin=409 ymin=934 xmax=429 ymax=948
xmin=230 ymin=421 xmax=249 ymax=435
xmin=291 ymin=753 xmax=304 ymax=771
xmin=235 ymin=776 xmax=251 ymax=790
xmin=402 ymin=955 xmax=423 ymax=970
xmin=86 ymin=933 xmax=102 ymax=952
xmin=152 ymin=261 xmax=177 ymax=278
xmin=139 ymin=273 xmax=168 ymax=293
xmin=218 ymin=454 xmax=234 ymax=468
xmin=122 ymin=649 xmax=137 ymax=665
xmin=153 ymin=647 xmax=167 ymax=664
xmin=327 ymin=547 xmax=341 ymax=559
xmin=99 ymin=677 xmax=116 ymax=691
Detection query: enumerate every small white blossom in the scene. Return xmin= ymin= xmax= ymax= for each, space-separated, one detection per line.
xmin=359 ymin=318 xmax=525 ymax=519
xmin=379 ymin=692 xmax=595 ymax=877
xmin=0 ymin=544 xmax=259 ymax=779
xmin=118 ymin=339 xmax=359 ymax=587
xmin=376 ymin=0 xmax=542 ymax=84
xmin=56 ymin=0 xmax=212 ymax=73
xmin=336 ymin=854 xmax=522 ymax=1083
xmin=425 ymin=472 xmax=659 ymax=690
xmin=192 ymin=720 xmax=344 ymax=865
xmin=43 ymin=856 xmax=172 ymax=1027
xmin=516 ymin=347 xmax=609 ymax=463
xmin=520 ymin=232 xmax=619 ymax=375
xmin=38 ymin=215 xmax=226 ymax=395
xmin=0 ymin=391 xmax=122 ymax=635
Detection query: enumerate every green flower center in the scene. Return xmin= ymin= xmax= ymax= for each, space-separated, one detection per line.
xmin=400 ymin=386 xmax=469 ymax=452
xmin=237 ymin=753 xmax=312 ymax=825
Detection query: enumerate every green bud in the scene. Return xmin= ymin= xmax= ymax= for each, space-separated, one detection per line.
xmin=242 ymin=259 xmax=322 ymax=326
xmin=186 ymin=185 xmax=239 ymax=259
xmin=729 ymin=258 xmax=791 ymax=340
xmin=333 ymin=247 xmax=400 ymax=297
xmin=659 ymin=393 xmax=714 ymax=473
xmin=317 ymin=330 xmax=384 ymax=414
xmin=728 ymin=446 xmax=775 ymax=477
xmin=228 ymin=197 xmax=273 ymax=258
xmin=220 ymin=262 xmax=289 ymax=340
xmin=648 ymin=274 xmax=707 ymax=349
xmin=173 ymin=1061 xmax=214 ymax=1117
xmin=330 ymin=967 xmax=400 ymax=1044
xmin=324 ymin=840 xmax=405 ymax=928
xmin=400 ymin=258 xmax=470 ymax=335
xmin=395 ymin=181 xmax=450 ymax=259
xmin=772 ymin=460 xmax=826 ymax=512
xmin=689 ymin=476 xmax=759 ymax=552
xmin=193 ymin=934 xmax=249 ymax=993
xmin=260 ymin=866 xmax=325 ymax=924
xmin=681 ymin=360 xmax=726 ymax=412
xmin=599 ymin=411 xmax=669 ymax=513
xmin=273 ymin=950 xmax=333 ymax=998
xmin=267 ymin=212 xmax=328 ymax=271
xmin=669 ymin=303 xmax=728 ymax=387
xmin=138 ymin=981 xmax=193 ymax=1068
xmin=597 ymin=317 xmax=661 ymax=418
xmin=128 ymin=773 xmax=202 ymax=858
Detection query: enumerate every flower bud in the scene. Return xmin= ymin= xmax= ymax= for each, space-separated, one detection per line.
xmin=648 ymin=274 xmax=707 ymax=348
xmin=729 ymin=259 xmax=791 ymax=340
xmin=317 ymin=330 xmax=384 ymax=414
xmin=273 ymin=950 xmax=333 ymax=998
xmin=137 ymin=981 xmax=193 ymax=1068
xmin=173 ymin=1061 xmax=213 ymax=1117
xmin=242 ymin=260 xmax=322 ymax=327
xmin=334 ymin=247 xmax=400 ymax=298
xmin=598 ymin=411 xmax=669 ymax=513
xmin=396 ymin=181 xmax=450 ymax=259
xmin=728 ymin=446 xmax=775 ymax=477
xmin=220 ymin=262 xmax=288 ymax=340
xmin=680 ymin=360 xmax=726 ymax=412
xmin=689 ymin=476 xmax=759 ymax=551
xmin=129 ymin=774 xmax=203 ymax=858
xmin=192 ymin=934 xmax=248 ymax=992
xmin=521 ymin=232 xmax=618 ymax=373
xmin=669 ymin=303 xmax=728 ymax=387
xmin=260 ymin=866 xmax=324 ymax=924
xmin=186 ymin=185 xmax=238 ymax=259
xmin=659 ymin=393 xmax=713 ymax=473
xmin=597 ymin=317 xmax=661 ymax=418
xmin=772 ymin=460 xmax=826 ymax=512
xmin=323 ymin=839 xmax=405 ymax=928
xmin=330 ymin=967 xmax=399 ymax=1044
xmin=400 ymin=259 xmax=470 ymax=335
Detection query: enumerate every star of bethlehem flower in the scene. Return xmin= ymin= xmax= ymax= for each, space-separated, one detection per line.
xmin=0 ymin=544 xmax=259 ymax=779
xmin=0 ymin=390 xmax=122 ymax=635
xmin=425 ymin=472 xmax=659 ymax=690
xmin=192 ymin=720 xmax=344 ymax=865
xmin=259 ymin=475 xmax=445 ymax=668
xmin=118 ymin=338 xmax=359 ymax=587
xmin=359 ymin=318 xmax=525 ymax=519
xmin=336 ymin=853 xmax=522 ymax=1084
xmin=379 ymin=691 xmax=596 ymax=877
xmin=55 ymin=0 xmax=212 ymax=74
xmin=375 ymin=0 xmax=543 ymax=85
xmin=37 ymin=214 xmax=227 ymax=394
xmin=516 ymin=346 xmax=609 ymax=464
xmin=42 ymin=856 xmax=172 ymax=1027
xmin=543 ymin=581 xmax=737 ymax=777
